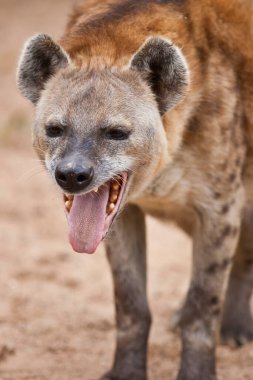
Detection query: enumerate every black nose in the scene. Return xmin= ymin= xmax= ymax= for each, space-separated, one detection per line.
xmin=55 ymin=161 xmax=94 ymax=192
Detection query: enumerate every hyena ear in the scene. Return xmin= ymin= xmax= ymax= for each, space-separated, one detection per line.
xmin=17 ymin=34 xmax=70 ymax=104
xmin=130 ymin=37 xmax=189 ymax=114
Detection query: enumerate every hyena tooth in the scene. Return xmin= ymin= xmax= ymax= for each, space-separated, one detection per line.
xmin=65 ymin=194 xmax=74 ymax=201
xmin=65 ymin=200 xmax=72 ymax=211
xmin=93 ymin=187 xmax=99 ymax=193
xmin=112 ymin=182 xmax=120 ymax=191
xmin=110 ymin=193 xmax=118 ymax=203
xmin=108 ymin=203 xmax=115 ymax=213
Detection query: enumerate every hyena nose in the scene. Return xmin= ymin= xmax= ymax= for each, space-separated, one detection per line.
xmin=55 ymin=162 xmax=94 ymax=192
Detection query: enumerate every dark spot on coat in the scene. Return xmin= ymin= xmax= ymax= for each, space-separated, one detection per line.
xmin=221 ymin=257 xmax=232 ymax=270
xmin=206 ymin=262 xmax=220 ymax=275
xmin=245 ymin=258 xmax=253 ymax=266
xmin=222 ymin=225 xmax=233 ymax=238
xmin=221 ymin=204 xmax=230 ymax=214
xmin=210 ymin=296 xmax=219 ymax=305
xmin=213 ymin=191 xmax=221 ymax=199
xmin=206 ymin=258 xmax=232 ymax=274
xmin=213 ymin=307 xmax=221 ymax=316
xmin=214 ymin=225 xmax=232 ymax=248
xmin=179 ymin=285 xmax=223 ymax=329
xmin=179 ymin=286 xmax=212 ymax=327
xmin=228 ymin=172 xmax=236 ymax=183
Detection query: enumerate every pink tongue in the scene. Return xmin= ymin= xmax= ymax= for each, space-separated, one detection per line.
xmin=67 ymin=186 xmax=109 ymax=254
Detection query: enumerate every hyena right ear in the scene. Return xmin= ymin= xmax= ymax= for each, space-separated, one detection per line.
xmin=17 ymin=34 xmax=70 ymax=104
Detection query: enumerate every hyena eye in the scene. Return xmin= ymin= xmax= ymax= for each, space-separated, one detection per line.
xmin=46 ymin=125 xmax=64 ymax=138
xmin=104 ymin=128 xmax=130 ymax=140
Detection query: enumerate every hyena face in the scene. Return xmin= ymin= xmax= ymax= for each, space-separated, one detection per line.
xmin=17 ymin=34 xmax=189 ymax=254
xmin=35 ymin=68 xmax=165 ymax=197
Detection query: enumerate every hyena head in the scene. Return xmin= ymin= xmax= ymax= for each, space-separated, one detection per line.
xmin=17 ymin=34 xmax=189 ymax=254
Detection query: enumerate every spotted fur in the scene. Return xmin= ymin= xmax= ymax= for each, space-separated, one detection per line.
xmin=17 ymin=1 xmax=253 ymax=379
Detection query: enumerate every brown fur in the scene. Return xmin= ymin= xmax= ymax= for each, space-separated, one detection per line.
xmin=17 ymin=1 xmax=253 ymax=379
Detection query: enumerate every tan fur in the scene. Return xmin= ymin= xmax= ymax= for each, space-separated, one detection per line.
xmin=17 ymin=1 xmax=253 ymax=379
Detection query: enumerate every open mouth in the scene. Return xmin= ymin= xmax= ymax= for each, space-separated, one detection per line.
xmin=62 ymin=173 xmax=128 ymax=254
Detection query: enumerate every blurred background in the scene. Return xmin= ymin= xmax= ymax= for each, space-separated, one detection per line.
xmin=0 ymin=1 xmax=252 ymax=379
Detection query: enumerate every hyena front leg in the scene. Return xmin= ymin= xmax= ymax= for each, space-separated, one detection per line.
xmin=221 ymin=204 xmax=253 ymax=346
xmin=177 ymin=190 xmax=243 ymax=380
xmin=101 ymin=204 xmax=151 ymax=380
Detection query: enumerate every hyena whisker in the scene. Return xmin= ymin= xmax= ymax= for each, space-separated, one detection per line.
xmin=17 ymin=168 xmax=47 ymax=183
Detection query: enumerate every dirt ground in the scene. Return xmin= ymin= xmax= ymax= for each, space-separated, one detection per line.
xmin=0 ymin=1 xmax=253 ymax=380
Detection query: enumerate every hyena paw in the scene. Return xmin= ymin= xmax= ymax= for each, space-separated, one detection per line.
xmin=222 ymin=276 xmax=253 ymax=346
xmin=221 ymin=315 xmax=253 ymax=346
xmin=100 ymin=370 xmax=146 ymax=380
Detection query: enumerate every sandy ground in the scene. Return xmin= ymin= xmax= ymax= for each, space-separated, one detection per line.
xmin=0 ymin=1 xmax=253 ymax=379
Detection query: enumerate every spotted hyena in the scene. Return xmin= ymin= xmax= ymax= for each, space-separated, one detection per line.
xmin=17 ymin=0 xmax=253 ymax=379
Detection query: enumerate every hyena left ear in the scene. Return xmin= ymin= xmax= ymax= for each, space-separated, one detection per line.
xmin=130 ymin=37 xmax=189 ymax=114
xmin=17 ymin=34 xmax=70 ymax=104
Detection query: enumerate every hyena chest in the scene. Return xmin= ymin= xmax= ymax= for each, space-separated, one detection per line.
xmin=134 ymin=164 xmax=195 ymax=224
